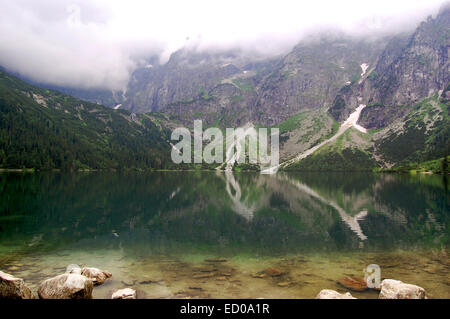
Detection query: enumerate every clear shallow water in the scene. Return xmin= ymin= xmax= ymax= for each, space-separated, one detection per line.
xmin=0 ymin=171 xmax=448 ymax=298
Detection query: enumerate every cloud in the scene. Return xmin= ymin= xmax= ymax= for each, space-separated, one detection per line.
xmin=0 ymin=0 xmax=445 ymax=90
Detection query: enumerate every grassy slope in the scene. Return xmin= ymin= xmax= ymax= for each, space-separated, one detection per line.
xmin=284 ymin=127 xmax=377 ymax=171
xmin=374 ymin=92 xmax=449 ymax=167
xmin=282 ymin=91 xmax=449 ymax=172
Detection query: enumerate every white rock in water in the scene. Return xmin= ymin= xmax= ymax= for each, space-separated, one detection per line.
xmin=0 ymin=270 xmax=35 ymax=299
xmin=81 ymin=267 xmax=112 ymax=285
xmin=38 ymin=273 xmax=93 ymax=299
xmin=112 ymin=288 xmax=137 ymax=299
xmin=378 ymin=279 xmax=426 ymax=299
xmin=316 ymin=289 xmax=357 ymax=299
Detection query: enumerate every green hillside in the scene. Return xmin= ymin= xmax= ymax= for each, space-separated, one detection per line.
xmin=0 ymin=70 xmax=174 ymax=171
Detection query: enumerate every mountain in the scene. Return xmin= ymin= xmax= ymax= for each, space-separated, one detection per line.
xmin=329 ymin=5 xmax=449 ymax=127
xmin=122 ymin=49 xmax=276 ymax=127
xmin=0 ymin=69 xmax=175 ymax=170
xmin=114 ymin=7 xmax=448 ymax=170
xmin=121 ymin=35 xmax=388 ymax=127
xmin=252 ymin=34 xmax=387 ymax=126
xmin=323 ymin=5 xmax=449 ymax=169
xmin=0 ymin=5 xmax=448 ymax=172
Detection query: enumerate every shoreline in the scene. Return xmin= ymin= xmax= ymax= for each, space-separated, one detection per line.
xmin=0 ymin=168 xmax=447 ymax=175
xmin=0 ymin=254 xmax=439 ymax=299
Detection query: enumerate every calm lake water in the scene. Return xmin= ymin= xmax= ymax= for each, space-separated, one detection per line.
xmin=0 ymin=171 xmax=448 ymax=298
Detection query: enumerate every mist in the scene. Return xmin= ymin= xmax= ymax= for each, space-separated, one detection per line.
xmin=0 ymin=0 xmax=446 ymax=91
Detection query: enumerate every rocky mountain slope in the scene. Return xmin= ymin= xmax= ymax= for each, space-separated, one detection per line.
xmin=253 ymin=35 xmax=386 ymax=126
xmin=122 ymin=35 xmax=387 ymax=128
xmin=329 ymin=5 xmax=449 ymax=128
xmin=118 ymin=5 xmax=448 ymax=171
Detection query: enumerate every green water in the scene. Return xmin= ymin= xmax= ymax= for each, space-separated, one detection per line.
xmin=0 ymin=171 xmax=448 ymax=298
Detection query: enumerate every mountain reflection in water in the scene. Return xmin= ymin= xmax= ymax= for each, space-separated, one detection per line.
xmin=0 ymin=171 xmax=448 ymax=255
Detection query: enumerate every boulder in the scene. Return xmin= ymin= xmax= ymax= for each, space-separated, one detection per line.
xmin=38 ymin=274 xmax=93 ymax=299
xmin=378 ymin=279 xmax=426 ymax=299
xmin=337 ymin=276 xmax=368 ymax=292
xmin=0 ymin=270 xmax=35 ymax=299
xmin=316 ymin=289 xmax=357 ymax=299
xmin=81 ymin=267 xmax=112 ymax=285
xmin=112 ymin=288 xmax=137 ymax=299
xmin=66 ymin=264 xmax=82 ymax=275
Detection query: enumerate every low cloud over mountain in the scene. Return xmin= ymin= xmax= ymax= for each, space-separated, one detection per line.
xmin=0 ymin=0 xmax=445 ymax=90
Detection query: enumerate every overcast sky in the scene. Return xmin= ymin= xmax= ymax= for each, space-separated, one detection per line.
xmin=0 ymin=0 xmax=446 ymax=91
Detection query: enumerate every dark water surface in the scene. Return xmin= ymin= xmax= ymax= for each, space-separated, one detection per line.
xmin=0 ymin=171 xmax=448 ymax=298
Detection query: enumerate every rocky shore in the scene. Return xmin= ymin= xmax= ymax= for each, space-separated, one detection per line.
xmin=0 ymin=265 xmax=134 ymax=299
xmin=316 ymin=279 xmax=427 ymax=299
xmin=0 ymin=264 xmax=428 ymax=299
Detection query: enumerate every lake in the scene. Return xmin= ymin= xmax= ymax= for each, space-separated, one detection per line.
xmin=0 ymin=171 xmax=448 ymax=298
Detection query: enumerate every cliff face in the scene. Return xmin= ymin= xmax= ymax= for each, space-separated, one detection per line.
xmin=122 ymin=36 xmax=386 ymax=127
xmin=122 ymin=50 xmax=261 ymax=126
xmin=330 ymin=6 xmax=450 ymax=129
xmin=252 ymin=36 xmax=386 ymax=126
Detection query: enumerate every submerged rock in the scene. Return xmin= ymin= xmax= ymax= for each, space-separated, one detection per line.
xmin=112 ymin=288 xmax=137 ymax=299
xmin=378 ymin=279 xmax=426 ymax=299
xmin=251 ymin=273 xmax=267 ymax=278
xmin=0 ymin=270 xmax=35 ymax=299
xmin=204 ymin=258 xmax=228 ymax=263
xmin=192 ymin=273 xmax=216 ymax=279
xmin=121 ymin=279 xmax=137 ymax=286
xmin=81 ymin=267 xmax=112 ymax=285
xmin=337 ymin=276 xmax=368 ymax=292
xmin=7 ymin=266 xmax=20 ymax=271
xmin=263 ymin=268 xmax=284 ymax=277
xmin=38 ymin=274 xmax=93 ymax=299
xmin=316 ymin=289 xmax=357 ymax=299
